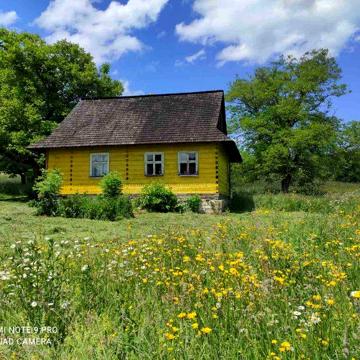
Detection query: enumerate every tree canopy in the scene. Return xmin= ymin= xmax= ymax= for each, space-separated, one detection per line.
xmin=226 ymin=49 xmax=348 ymax=192
xmin=0 ymin=28 xmax=123 ymax=182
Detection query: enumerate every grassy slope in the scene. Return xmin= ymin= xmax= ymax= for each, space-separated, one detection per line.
xmin=0 ymin=181 xmax=359 ymax=359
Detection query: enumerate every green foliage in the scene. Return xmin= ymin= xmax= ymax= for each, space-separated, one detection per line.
xmin=58 ymin=193 xmax=85 ymax=218
xmin=334 ymin=121 xmax=360 ymax=182
xmin=100 ymin=172 xmax=123 ymax=198
xmin=31 ymin=170 xmax=131 ymax=221
xmin=0 ymin=173 xmax=33 ymax=197
xmin=186 ymin=195 xmax=202 ymax=213
xmin=138 ymin=183 xmax=178 ymax=212
xmin=0 ymin=28 xmax=123 ymax=181
xmin=227 ymin=49 xmax=347 ymax=192
xmin=80 ymin=196 xmax=133 ymax=221
xmin=229 ymin=192 xmax=255 ymax=213
xmin=32 ymin=169 xmax=62 ymax=216
xmin=58 ymin=195 xmax=133 ymax=221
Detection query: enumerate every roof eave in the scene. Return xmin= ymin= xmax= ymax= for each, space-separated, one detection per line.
xmin=222 ymin=140 xmax=242 ymax=163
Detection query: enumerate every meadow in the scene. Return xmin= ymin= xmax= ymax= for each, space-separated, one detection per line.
xmin=0 ymin=177 xmax=359 ymax=359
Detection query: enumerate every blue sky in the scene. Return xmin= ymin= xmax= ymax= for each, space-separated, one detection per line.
xmin=1 ymin=0 xmax=360 ymax=122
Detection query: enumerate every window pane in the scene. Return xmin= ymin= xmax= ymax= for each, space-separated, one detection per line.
xmin=155 ymin=163 xmax=162 ymax=175
xmin=180 ymin=163 xmax=187 ymax=175
xmin=189 ymin=162 xmax=196 ymax=175
xmin=147 ymin=154 xmax=153 ymax=162
xmin=147 ymin=164 xmax=153 ymax=175
xmin=92 ymin=164 xmax=100 ymax=177
xmin=188 ymin=153 xmax=196 ymax=161
xmin=101 ymin=162 xmax=107 ymax=175
xmin=180 ymin=153 xmax=188 ymax=162
xmin=155 ymin=154 xmax=162 ymax=162
xmin=91 ymin=154 xmax=109 ymax=177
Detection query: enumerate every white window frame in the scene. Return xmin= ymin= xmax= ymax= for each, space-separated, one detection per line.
xmin=89 ymin=152 xmax=109 ymax=177
xmin=144 ymin=152 xmax=164 ymax=176
xmin=178 ymin=151 xmax=198 ymax=176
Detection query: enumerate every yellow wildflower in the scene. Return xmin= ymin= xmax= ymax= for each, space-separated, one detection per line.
xmin=187 ymin=311 xmax=197 ymax=320
xmin=279 ymin=341 xmax=291 ymax=352
xmin=191 ymin=323 xmax=199 ymax=329
xmin=201 ymin=327 xmax=212 ymax=334
xmin=326 ymin=298 xmax=335 ymax=305
xmin=177 ymin=312 xmax=187 ymax=319
xmin=321 ymin=339 xmax=329 ymax=346
xmin=164 ymin=333 xmax=176 ymax=340
xmin=350 ymin=290 xmax=360 ymax=298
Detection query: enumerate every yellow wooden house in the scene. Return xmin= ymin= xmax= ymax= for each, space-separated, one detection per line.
xmin=29 ymin=90 xmax=241 ymax=200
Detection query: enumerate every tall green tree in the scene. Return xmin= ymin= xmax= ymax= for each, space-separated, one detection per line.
xmin=227 ymin=49 xmax=347 ymax=192
xmin=0 ymin=28 xmax=123 ymax=183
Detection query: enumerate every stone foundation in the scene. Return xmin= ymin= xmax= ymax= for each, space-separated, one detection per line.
xmin=177 ymin=194 xmax=229 ymax=214
xmin=199 ymin=198 xmax=228 ymax=214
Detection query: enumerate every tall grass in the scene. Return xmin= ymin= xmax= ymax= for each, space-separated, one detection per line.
xmin=0 ymin=198 xmax=359 ymax=359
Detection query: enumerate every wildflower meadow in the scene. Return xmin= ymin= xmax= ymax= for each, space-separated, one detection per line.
xmin=0 ymin=184 xmax=359 ymax=359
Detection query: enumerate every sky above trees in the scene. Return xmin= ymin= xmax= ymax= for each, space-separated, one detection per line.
xmin=1 ymin=0 xmax=360 ymax=121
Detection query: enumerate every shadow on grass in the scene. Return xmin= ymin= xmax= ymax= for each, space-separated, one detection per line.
xmin=229 ymin=191 xmax=255 ymax=213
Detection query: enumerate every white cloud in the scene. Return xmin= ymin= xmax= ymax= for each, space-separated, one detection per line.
xmin=175 ymin=48 xmax=206 ymax=66
xmin=157 ymin=30 xmax=166 ymax=38
xmin=185 ymin=48 xmax=206 ymax=63
xmin=0 ymin=10 xmax=18 ymax=26
xmin=176 ymin=0 xmax=360 ymax=64
xmin=121 ymin=80 xmax=145 ymax=96
xmin=34 ymin=0 xmax=168 ymax=64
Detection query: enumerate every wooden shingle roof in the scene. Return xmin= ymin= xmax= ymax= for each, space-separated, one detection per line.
xmin=29 ymin=90 xmax=241 ymax=162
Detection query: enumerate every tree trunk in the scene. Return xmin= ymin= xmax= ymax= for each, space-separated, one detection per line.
xmin=20 ymin=174 xmax=27 ymax=185
xmin=281 ymin=174 xmax=292 ymax=193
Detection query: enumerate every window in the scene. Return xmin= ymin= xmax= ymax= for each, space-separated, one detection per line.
xmin=144 ymin=152 xmax=164 ymax=176
xmin=178 ymin=152 xmax=198 ymax=176
xmin=90 ymin=153 xmax=109 ymax=177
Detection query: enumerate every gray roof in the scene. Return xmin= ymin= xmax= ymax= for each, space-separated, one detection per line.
xmin=29 ymin=90 xmax=241 ymax=162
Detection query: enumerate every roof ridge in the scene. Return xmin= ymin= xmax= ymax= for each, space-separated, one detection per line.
xmin=81 ymin=89 xmax=224 ymax=101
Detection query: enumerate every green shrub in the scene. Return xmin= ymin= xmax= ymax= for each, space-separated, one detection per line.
xmin=138 ymin=183 xmax=178 ymax=212
xmin=32 ymin=169 xmax=63 ymax=216
xmin=59 ymin=195 xmax=133 ymax=221
xmin=58 ymin=194 xmax=85 ymax=218
xmin=186 ymin=195 xmax=202 ymax=213
xmin=100 ymin=172 xmax=122 ymax=198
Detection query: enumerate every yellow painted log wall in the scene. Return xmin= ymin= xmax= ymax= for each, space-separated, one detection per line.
xmin=47 ymin=143 xmax=221 ymax=195
xmin=217 ymin=144 xmax=230 ymax=196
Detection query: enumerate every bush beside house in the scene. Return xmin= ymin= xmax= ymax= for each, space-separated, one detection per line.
xmin=32 ymin=171 xmax=205 ymax=219
xmin=32 ymin=170 xmax=133 ymax=221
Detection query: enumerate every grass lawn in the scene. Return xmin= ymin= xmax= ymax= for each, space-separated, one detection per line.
xmin=0 ymin=181 xmax=359 ymax=359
